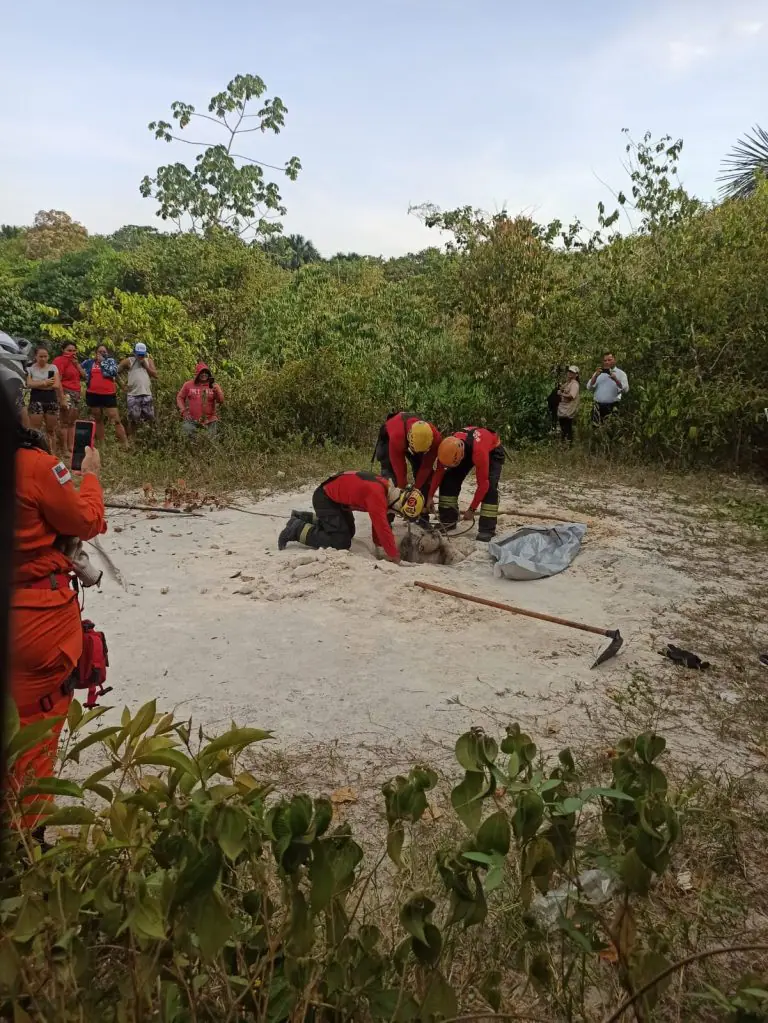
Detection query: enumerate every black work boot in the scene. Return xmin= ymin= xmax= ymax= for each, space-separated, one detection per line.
xmin=291 ymin=509 xmax=315 ymax=523
xmin=278 ymin=516 xmax=306 ymax=550
xmin=476 ymin=530 xmax=495 ymax=543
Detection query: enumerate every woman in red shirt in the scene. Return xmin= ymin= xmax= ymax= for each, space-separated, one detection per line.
xmin=53 ymin=342 xmax=86 ymax=459
xmin=81 ymin=345 xmax=127 ymax=448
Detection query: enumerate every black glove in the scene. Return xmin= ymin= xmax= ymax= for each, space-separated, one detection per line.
xmin=661 ymin=644 xmax=711 ymax=670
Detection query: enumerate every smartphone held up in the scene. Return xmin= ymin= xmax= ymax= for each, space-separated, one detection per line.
xmin=71 ymin=420 xmax=96 ymax=473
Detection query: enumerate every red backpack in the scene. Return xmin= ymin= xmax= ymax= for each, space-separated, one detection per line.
xmin=74 ymin=620 xmax=111 ymax=709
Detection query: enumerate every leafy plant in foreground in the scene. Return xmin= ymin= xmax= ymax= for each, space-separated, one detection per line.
xmin=1 ymin=704 xmax=765 ymax=1021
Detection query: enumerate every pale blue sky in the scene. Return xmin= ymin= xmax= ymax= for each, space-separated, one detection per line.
xmin=1 ymin=0 xmax=766 ymax=255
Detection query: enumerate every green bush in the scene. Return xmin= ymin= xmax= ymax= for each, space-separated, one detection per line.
xmin=3 ymin=133 xmax=768 ymax=470
xmin=2 ymin=699 xmax=713 ymax=1022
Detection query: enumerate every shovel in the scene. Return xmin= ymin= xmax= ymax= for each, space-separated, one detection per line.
xmin=414 ymin=580 xmax=623 ymax=668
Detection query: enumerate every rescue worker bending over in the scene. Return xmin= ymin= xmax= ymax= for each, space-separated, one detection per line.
xmin=10 ymin=419 xmax=106 ymax=832
xmin=278 ymin=471 xmax=424 ymax=563
xmin=427 ymin=427 xmax=506 ymax=542
xmin=373 ymin=412 xmax=442 ymax=492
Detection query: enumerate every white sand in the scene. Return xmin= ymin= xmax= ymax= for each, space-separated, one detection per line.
xmin=88 ymin=482 xmax=707 ymax=766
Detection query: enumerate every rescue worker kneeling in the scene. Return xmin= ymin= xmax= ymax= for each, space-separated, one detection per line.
xmin=427 ymin=427 xmax=506 ymax=542
xmin=278 ymin=471 xmax=424 ymax=563
xmin=10 ymin=425 xmax=106 ymax=832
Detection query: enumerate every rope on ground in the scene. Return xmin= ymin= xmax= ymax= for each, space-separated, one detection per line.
xmin=105 ymin=502 xmax=205 ymax=517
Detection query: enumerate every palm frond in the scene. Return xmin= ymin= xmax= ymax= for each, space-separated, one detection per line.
xmin=717 ymin=124 xmax=768 ymax=200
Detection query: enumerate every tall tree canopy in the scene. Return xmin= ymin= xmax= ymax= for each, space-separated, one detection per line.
xmin=23 ymin=210 xmax=89 ymax=261
xmin=140 ymin=73 xmax=301 ymax=241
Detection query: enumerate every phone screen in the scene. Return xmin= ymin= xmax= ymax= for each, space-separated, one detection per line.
xmin=71 ymin=420 xmax=95 ymax=472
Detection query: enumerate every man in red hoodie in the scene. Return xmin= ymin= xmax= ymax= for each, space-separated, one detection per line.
xmin=278 ymin=471 xmax=424 ymax=563
xmin=176 ymin=363 xmax=224 ymax=438
xmin=426 ymin=427 xmax=506 ymax=542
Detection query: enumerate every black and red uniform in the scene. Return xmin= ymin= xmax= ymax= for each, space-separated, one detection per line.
xmin=427 ymin=427 xmax=505 ymax=539
xmin=297 ymin=471 xmax=399 ymax=559
xmin=373 ymin=412 xmax=441 ymax=491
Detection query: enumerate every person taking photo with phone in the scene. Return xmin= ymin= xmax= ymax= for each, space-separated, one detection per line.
xmin=118 ymin=343 xmax=157 ymax=435
xmin=586 ymin=353 xmax=629 ymax=424
xmin=7 ymin=380 xmax=106 ymax=838
xmin=176 ymin=362 xmax=224 ymax=439
xmin=26 ymin=345 xmax=62 ymax=454
xmin=81 ymin=345 xmax=128 ymax=449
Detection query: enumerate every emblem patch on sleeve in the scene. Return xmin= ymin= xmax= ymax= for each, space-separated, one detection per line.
xmin=52 ymin=462 xmax=72 ymax=485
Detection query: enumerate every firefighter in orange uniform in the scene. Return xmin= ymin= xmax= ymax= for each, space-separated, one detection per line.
xmin=10 ymin=424 xmax=106 ymax=833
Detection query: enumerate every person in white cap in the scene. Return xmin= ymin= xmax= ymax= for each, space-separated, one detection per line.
xmin=119 ymin=343 xmax=157 ymax=433
xmin=557 ymin=365 xmax=581 ymax=443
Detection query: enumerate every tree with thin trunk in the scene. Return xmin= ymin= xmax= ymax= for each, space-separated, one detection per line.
xmin=140 ymin=74 xmax=302 ymax=240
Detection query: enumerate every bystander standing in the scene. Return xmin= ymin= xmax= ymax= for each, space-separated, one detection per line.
xmin=119 ymin=343 xmax=157 ymax=435
xmin=176 ymin=362 xmax=224 ymax=439
xmin=53 ymin=342 xmax=85 ymax=459
xmin=557 ymin=365 xmax=580 ymax=443
xmin=586 ymin=353 xmax=629 ymax=424
xmin=82 ymin=346 xmax=128 ymax=449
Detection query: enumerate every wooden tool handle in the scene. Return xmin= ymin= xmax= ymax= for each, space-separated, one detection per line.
xmin=414 ymin=580 xmax=610 ymax=638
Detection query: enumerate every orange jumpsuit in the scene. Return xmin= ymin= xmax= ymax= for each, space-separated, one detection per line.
xmin=10 ymin=447 xmax=106 ymax=826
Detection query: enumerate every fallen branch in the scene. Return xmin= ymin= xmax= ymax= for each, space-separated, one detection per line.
xmin=223 ymin=505 xmax=287 ymax=520
xmin=601 ymin=943 xmax=768 ymax=1023
xmin=500 ymin=507 xmax=589 ymax=523
xmin=105 ymin=502 xmax=205 ymax=517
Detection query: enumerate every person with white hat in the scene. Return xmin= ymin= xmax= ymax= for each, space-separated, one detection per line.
xmin=557 ymin=365 xmax=581 ymax=443
xmin=119 ymin=342 xmax=157 ymax=433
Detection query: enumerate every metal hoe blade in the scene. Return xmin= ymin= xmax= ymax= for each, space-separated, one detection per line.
xmin=592 ymin=629 xmax=623 ymax=668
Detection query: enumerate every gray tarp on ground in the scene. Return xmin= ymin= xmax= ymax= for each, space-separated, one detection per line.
xmin=488 ymin=523 xmax=587 ymax=581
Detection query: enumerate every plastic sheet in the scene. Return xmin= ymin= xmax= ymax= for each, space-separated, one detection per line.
xmin=488 ymin=523 xmax=587 ymax=581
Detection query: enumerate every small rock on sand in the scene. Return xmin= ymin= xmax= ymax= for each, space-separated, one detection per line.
xmin=293 ymin=561 xmax=330 ymax=581
xmin=292 ymin=553 xmax=321 ymax=567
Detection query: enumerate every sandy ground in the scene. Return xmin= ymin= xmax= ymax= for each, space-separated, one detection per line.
xmin=80 ymin=474 xmax=765 ymax=788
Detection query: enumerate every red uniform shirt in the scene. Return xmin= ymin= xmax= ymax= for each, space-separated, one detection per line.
xmin=427 ymin=427 xmax=501 ymax=510
xmin=12 ymin=448 xmax=107 ymax=704
xmin=13 ymin=448 xmax=106 ymax=589
xmin=385 ymin=414 xmax=442 ymax=490
xmin=323 ymin=471 xmax=398 ymax=559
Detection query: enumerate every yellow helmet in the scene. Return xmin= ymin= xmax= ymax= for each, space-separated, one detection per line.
xmin=392 ymin=485 xmax=425 ymax=520
xmin=407 ymin=420 xmax=433 ymax=454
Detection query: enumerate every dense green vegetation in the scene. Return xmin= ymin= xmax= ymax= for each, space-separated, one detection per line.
xmin=2 ymin=126 xmax=767 ymax=471
xmin=8 ymin=700 xmax=765 ymax=1022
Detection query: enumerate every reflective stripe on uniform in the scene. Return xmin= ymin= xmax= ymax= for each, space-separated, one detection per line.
xmin=479 ymin=502 xmax=499 ymax=517
xmin=438 ymin=495 xmax=459 ymax=508
xmin=299 ymin=523 xmax=313 ymax=545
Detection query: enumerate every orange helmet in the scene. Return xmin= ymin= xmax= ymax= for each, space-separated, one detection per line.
xmin=437 ymin=436 xmax=464 ymax=468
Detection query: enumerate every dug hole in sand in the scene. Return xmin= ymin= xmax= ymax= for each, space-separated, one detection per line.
xmin=86 ymin=481 xmax=710 ymax=783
